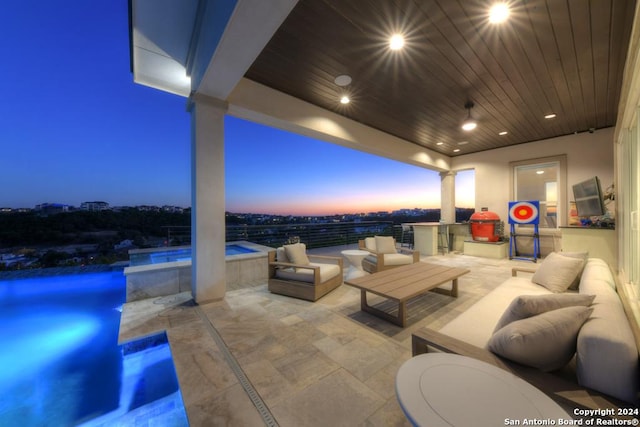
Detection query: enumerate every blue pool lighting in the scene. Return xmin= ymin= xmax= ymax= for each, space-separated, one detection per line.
xmin=0 ymin=270 xmax=188 ymax=426
xmin=0 ymin=311 xmax=100 ymax=390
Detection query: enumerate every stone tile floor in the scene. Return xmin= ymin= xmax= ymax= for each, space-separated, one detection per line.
xmin=118 ymin=249 xmax=537 ymax=426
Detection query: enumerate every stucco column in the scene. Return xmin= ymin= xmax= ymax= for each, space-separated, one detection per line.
xmin=440 ymin=171 xmax=457 ymax=223
xmin=188 ymin=94 xmax=227 ymax=303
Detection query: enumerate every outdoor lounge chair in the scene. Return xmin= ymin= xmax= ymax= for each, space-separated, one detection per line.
xmin=358 ymin=236 xmax=420 ymax=273
xmin=268 ymin=242 xmax=343 ymax=301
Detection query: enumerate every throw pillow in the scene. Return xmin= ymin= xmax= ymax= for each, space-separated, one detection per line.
xmin=532 ymin=252 xmax=585 ymax=293
xmin=488 ymin=306 xmax=593 ymax=372
xmin=284 ymin=243 xmax=310 ymax=265
xmin=493 ymin=294 xmax=595 ymax=332
xmin=276 ymin=247 xmax=289 ymax=263
xmin=558 ymin=251 xmax=588 ymax=290
xmin=375 ymin=236 xmax=397 ymax=254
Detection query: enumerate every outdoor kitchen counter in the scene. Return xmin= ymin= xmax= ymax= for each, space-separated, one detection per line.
xmin=411 ymin=222 xmax=468 ymax=255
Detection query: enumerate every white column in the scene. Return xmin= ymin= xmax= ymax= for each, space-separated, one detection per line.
xmin=440 ymin=171 xmax=457 ymax=223
xmin=188 ymin=94 xmax=227 ymax=303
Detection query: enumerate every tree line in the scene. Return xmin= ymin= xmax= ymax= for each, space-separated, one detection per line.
xmin=0 ymin=209 xmax=191 ymax=248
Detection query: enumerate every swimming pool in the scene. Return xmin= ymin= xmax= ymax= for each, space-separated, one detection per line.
xmin=0 ymin=270 xmax=187 ymax=426
xmin=124 ymin=241 xmax=275 ymax=301
xmin=128 ymin=243 xmax=259 ymax=266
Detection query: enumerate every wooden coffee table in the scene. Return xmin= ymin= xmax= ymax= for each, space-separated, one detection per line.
xmin=344 ymin=262 xmax=470 ymax=327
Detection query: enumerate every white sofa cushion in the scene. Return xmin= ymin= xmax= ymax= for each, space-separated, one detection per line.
xmin=488 ymin=306 xmax=592 ymax=372
xmin=275 ymin=262 xmax=341 ymax=284
xmin=494 ymin=293 xmax=595 ymax=332
xmin=439 ymin=277 xmax=552 ymax=348
xmin=532 ymin=252 xmax=584 ymax=293
xmin=382 ymin=253 xmax=414 ymax=266
xmin=576 ymin=258 xmax=639 ymax=404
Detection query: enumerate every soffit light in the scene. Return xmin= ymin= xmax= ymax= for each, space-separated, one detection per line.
xmin=545 ymin=113 xmax=557 ymax=119
xmin=389 ymin=34 xmax=405 ymax=50
xmin=461 ymin=101 xmax=477 ymax=131
xmin=489 ymin=3 xmax=510 ymax=24
xmin=340 ymin=95 xmax=350 ymax=104
xmin=499 ymin=131 xmax=508 ymax=136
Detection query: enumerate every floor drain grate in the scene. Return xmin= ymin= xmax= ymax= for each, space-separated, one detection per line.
xmin=196 ymin=307 xmax=279 ymax=427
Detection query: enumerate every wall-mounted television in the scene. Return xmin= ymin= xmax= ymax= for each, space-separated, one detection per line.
xmin=572 ymin=176 xmax=605 ymax=217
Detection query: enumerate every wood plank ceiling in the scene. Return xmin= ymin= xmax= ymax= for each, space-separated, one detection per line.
xmin=245 ymin=0 xmax=636 ymax=156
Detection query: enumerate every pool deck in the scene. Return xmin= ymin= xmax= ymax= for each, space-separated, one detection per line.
xmin=118 ymin=246 xmax=537 ymax=426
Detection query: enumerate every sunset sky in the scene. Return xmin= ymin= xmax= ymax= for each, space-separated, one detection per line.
xmin=0 ymin=1 xmax=474 ymax=216
xmin=225 ymin=117 xmax=475 ymax=215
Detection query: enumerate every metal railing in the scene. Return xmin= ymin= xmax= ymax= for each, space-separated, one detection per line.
xmin=162 ymin=221 xmax=403 ymax=249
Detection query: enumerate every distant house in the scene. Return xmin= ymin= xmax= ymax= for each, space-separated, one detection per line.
xmin=81 ymin=201 xmax=110 ymax=211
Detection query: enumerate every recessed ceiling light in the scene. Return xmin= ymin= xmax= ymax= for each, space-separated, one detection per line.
xmin=458 ymin=141 xmax=469 ymax=145
xmin=499 ymin=131 xmax=508 ymax=136
xmin=489 ymin=3 xmax=510 ymax=24
xmin=536 ymin=170 xmax=545 ymax=175
xmin=545 ymin=113 xmax=557 ymax=119
xmin=334 ymin=75 xmax=352 ymax=86
xmin=436 ymin=142 xmax=444 ymax=146
xmin=389 ymin=34 xmax=405 ymax=50
xmin=340 ymin=95 xmax=350 ymax=104
xmin=453 ymin=148 xmax=461 ymax=153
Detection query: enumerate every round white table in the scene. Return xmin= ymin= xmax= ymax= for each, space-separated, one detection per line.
xmin=395 ymin=353 xmax=570 ymax=427
xmin=341 ymin=249 xmax=370 ymax=279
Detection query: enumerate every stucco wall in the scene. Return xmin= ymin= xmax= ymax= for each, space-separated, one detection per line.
xmin=451 ymin=127 xmax=615 ymax=227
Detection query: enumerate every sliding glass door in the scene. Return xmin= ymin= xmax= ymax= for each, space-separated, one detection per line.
xmin=618 ymin=109 xmax=640 ymax=290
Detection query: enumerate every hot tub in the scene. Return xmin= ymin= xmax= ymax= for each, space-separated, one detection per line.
xmin=124 ymin=241 xmax=273 ymax=301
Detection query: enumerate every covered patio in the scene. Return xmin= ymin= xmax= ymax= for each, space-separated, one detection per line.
xmin=127 ymin=0 xmax=640 ymax=424
xmin=119 ymin=248 xmax=536 ymax=425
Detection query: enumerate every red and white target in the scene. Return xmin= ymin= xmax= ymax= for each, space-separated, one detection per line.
xmin=508 ymin=201 xmax=540 ymax=224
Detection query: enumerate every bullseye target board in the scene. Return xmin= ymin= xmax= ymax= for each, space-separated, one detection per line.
xmin=508 ymin=201 xmax=540 ymax=225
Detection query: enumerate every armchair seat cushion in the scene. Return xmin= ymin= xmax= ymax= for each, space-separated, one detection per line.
xmin=382 ymin=253 xmax=415 ymax=266
xmin=275 ymin=262 xmax=341 ymax=284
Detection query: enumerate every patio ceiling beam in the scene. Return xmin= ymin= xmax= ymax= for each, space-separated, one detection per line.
xmin=227 ymin=78 xmax=452 ymax=173
xmin=194 ymin=0 xmax=299 ymax=99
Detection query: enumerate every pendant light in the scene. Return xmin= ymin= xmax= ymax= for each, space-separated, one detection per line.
xmin=461 ymin=101 xmax=477 ymax=131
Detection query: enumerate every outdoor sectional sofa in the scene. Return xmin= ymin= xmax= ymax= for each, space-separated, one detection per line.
xmin=412 ymin=253 xmax=640 ymax=410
